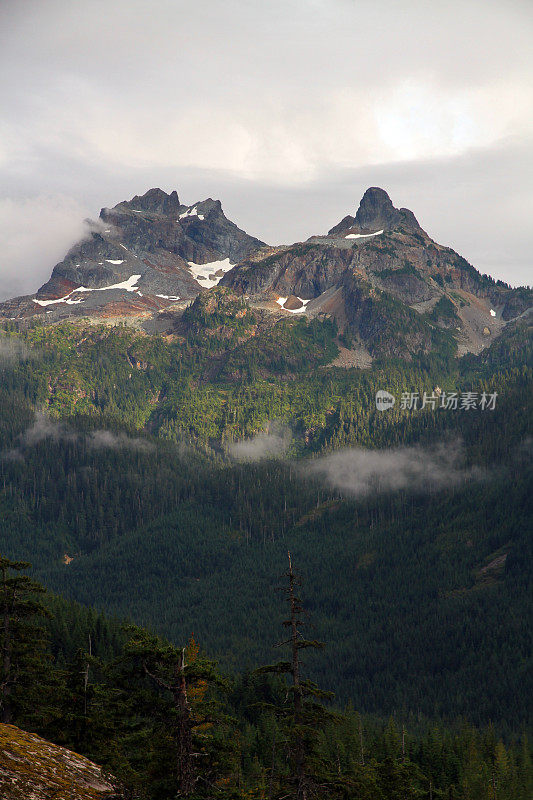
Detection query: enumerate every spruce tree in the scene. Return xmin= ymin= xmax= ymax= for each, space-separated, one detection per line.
xmin=0 ymin=555 xmax=51 ymax=726
xmin=256 ymin=553 xmax=347 ymax=799
xmin=115 ymin=627 xmax=239 ymax=798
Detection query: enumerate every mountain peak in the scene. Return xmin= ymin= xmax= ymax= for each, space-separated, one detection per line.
xmin=117 ymin=187 xmax=181 ymax=216
xmin=355 ymin=187 xmax=394 ymax=226
xmin=1 ymin=185 xmax=266 ymax=318
xmin=328 ymin=187 xmax=423 ymax=235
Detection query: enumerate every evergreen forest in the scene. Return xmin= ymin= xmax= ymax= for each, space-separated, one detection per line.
xmin=0 ymin=306 xmax=531 ymax=798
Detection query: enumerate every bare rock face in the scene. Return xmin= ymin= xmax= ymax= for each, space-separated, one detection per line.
xmin=328 ymin=187 xmax=423 ymax=235
xmin=379 ymin=269 xmax=434 ymax=304
xmin=126 ymin=187 xmax=181 ymax=216
xmin=222 ymin=187 xmax=532 ymax=358
xmin=225 ymin=243 xmax=355 ymax=299
xmin=1 ymin=188 xmax=265 ymax=321
xmin=0 ymin=723 xmax=122 ymax=799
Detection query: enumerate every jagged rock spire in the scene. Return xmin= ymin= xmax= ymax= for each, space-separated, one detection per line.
xmin=328 ymin=187 xmax=422 ymax=235
xmin=120 ymin=188 xmax=181 ymax=216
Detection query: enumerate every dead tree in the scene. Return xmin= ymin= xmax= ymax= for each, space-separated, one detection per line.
xmin=257 ymin=552 xmax=336 ymax=800
xmin=143 ymin=646 xmax=195 ymax=796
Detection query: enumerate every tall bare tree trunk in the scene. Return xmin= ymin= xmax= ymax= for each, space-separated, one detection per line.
xmin=287 ymin=553 xmax=307 ymax=800
xmin=1 ymin=605 xmax=12 ymax=724
xmin=0 ymin=561 xmax=13 ymax=725
xmin=174 ymin=648 xmax=194 ymax=796
xmin=145 ymin=646 xmax=195 ymax=796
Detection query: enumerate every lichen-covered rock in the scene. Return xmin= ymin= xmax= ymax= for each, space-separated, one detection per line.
xmin=0 ymin=723 xmax=121 ymax=799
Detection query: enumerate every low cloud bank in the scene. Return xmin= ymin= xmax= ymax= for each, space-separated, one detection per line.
xmin=2 ymin=412 xmax=154 ymax=460
xmin=0 ymin=337 xmax=37 ymax=363
xmin=88 ymin=429 xmax=154 ymax=452
xmin=229 ymin=423 xmax=291 ymax=462
xmin=308 ymin=441 xmax=484 ymax=498
xmin=21 ymin=413 xmax=77 ymax=447
xmin=0 ymin=195 xmax=90 ymax=301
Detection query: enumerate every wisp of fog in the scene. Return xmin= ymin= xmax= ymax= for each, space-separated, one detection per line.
xmin=308 ymin=440 xmax=484 ymax=497
xmin=228 ymin=423 xmax=291 ymax=462
xmin=0 ymin=336 xmax=37 ymax=363
xmin=1 ymin=412 xmax=154 ymax=460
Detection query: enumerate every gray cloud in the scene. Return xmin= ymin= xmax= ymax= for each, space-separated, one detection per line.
xmin=88 ymin=429 xmax=154 ymax=452
xmin=0 ymin=0 xmax=531 ymax=297
xmin=2 ymin=412 xmax=154 ymax=459
xmin=309 ymin=441 xmax=484 ymax=498
xmin=20 ymin=413 xmax=77 ymax=447
xmin=0 ymin=336 xmax=37 ymax=363
xmin=0 ymin=448 xmax=24 ymax=464
xmin=229 ymin=423 xmax=291 ymax=461
xmin=0 ymin=195 xmax=90 ymax=300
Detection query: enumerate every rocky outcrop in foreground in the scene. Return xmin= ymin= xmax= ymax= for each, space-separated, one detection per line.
xmin=0 ymin=723 xmax=121 ymax=799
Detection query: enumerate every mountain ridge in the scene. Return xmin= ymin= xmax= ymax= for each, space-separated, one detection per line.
xmin=221 ymin=187 xmax=531 ymax=358
xmin=1 ymin=186 xmax=530 ymax=361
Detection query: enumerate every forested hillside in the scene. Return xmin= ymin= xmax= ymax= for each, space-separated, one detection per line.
xmin=0 ymin=311 xmax=531 ymax=735
xmin=1 ymin=557 xmax=532 ymax=799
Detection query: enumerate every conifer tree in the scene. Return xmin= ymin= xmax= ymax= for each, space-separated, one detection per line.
xmin=117 ymin=627 xmax=238 ymax=798
xmin=0 ymin=555 xmax=50 ymax=726
xmin=256 ymin=553 xmax=346 ymax=799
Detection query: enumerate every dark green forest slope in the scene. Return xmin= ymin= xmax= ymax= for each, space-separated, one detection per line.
xmin=2 ymin=557 xmax=532 ymax=800
xmin=0 ymin=308 xmax=531 ymax=735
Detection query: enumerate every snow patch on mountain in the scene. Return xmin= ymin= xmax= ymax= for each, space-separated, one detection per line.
xmin=33 ymin=274 xmax=143 ymax=306
xmin=179 ymin=206 xmax=205 ymax=221
xmin=188 ymin=258 xmax=234 ymax=289
xmin=345 ymin=229 xmax=384 ymax=240
xmin=77 ymin=274 xmax=142 ymax=293
xmin=33 ymin=294 xmax=78 ymax=307
xmin=119 ymin=243 xmax=138 ymax=258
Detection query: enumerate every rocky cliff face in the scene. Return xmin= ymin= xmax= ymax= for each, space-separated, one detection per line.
xmin=1 ymin=185 xmax=530 ymax=361
xmin=0 ymin=723 xmax=121 ymax=799
xmin=1 ymin=188 xmax=265 ymax=321
xmin=221 ymin=187 xmax=532 ymax=358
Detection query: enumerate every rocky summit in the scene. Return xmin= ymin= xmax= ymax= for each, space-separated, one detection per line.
xmin=1 ymin=186 xmax=530 ymax=360
xmin=221 ymin=187 xmax=532 ymax=359
xmin=327 ymin=186 xmax=423 ymax=235
xmin=0 ymin=188 xmax=264 ymax=322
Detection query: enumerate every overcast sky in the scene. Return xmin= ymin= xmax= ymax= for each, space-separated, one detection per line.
xmin=0 ymin=0 xmax=532 ymax=299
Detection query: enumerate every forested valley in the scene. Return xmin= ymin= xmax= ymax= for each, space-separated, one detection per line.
xmin=0 ymin=307 xmax=531 ymax=798
xmin=1 ymin=555 xmax=532 ymax=799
